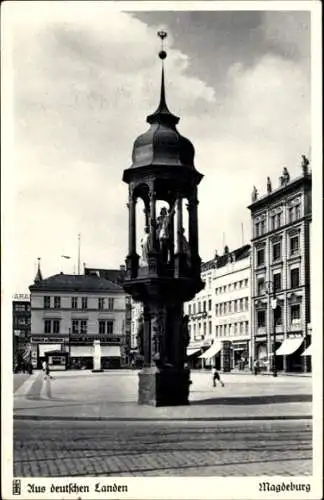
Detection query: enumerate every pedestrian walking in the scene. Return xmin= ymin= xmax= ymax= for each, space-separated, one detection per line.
xmin=45 ymin=361 xmax=53 ymax=379
xmin=42 ymin=360 xmax=47 ymax=379
xmin=253 ymin=359 xmax=260 ymax=375
xmin=212 ymin=368 xmax=224 ymax=387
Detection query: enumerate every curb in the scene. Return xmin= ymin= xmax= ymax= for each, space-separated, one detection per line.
xmin=14 ymin=414 xmax=312 ymax=422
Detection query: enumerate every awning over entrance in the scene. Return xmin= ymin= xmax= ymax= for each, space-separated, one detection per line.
xmin=276 ymin=337 xmax=304 ymax=356
xmin=187 ymin=348 xmax=201 ymax=357
xmin=38 ymin=344 xmax=62 ymax=357
xmin=301 ymin=344 xmax=312 ymax=356
xmin=199 ymin=341 xmax=222 ymax=359
xmin=101 ymin=345 xmax=120 ymax=357
xmin=70 ymin=345 xmax=121 ymax=357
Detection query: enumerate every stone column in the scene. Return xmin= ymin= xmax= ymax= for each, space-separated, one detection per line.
xmin=176 ymin=197 xmax=183 ymax=253
xmin=149 ymin=188 xmax=157 ymax=250
xmin=188 ymin=191 xmax=199 ymax=259
xmin=128 ymin=189 xmax=136 ymax=255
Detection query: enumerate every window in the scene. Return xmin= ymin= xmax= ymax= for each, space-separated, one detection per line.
xmin=239 ymin=322 xmax=243 ymax=334
xmin=198 ymin=302 xmax=201 ymax=313
xmin=188 ymin=304 xmax=192 ymax=315
xmin=233 ymin=323 xmax=237 ymax=334
xmin=108 ymin=298 xmax=115 ymax=310
xmin=224 ymin=302 xmax=227 ymax=314
xmin=228 ymin=301 xmax=232 ymax=313
xmin=208 ymin=299 xmax=212 ymax=311
xmin=224 ymin=324 xmax=227 ymax=335
xmin=260 ymin=220 xmax=265 ymax=235
xmin=290 ymin=235 xmax=299 ymax=256
xmin=239 ymin=298 xmax=244 ymax=311
xmin=71 ymin=297 xmax=78 ymax=309
xmin=275 ymin=306 xmax=282 ymax=325
xmin=193 ymin=303 xmax=196 ymax=314
xmin=273 ymin=273 xmax=281 ymax=293
xmin=288 ymin=207 xmax=294 ymax=223
xmin=203 ymin=323 xmax=207 ymax=336
xmin=44 ymin=296 xmax=50 ymax=309
xmin=81 ymin=297 xmax=88 ymax=310
xmin=295 ymin=205 xmax=301 ymax=220
xmin=290 ymin=268 xmax=300 ymax=288
xmin=14 ymin=304 xmax=26 ymax=312
xmin=53 ymin=320 xmax=60 ymax=334
xmin=277 ymin=213 xmax=282 ymax=228
xmin=215 ymin=326 xmax=219 ymax=337
xmin=44 ymin=320 xmax=51 ymax=333
xmin=219 ymin=303 xmax=223 ymax=315
xmin=72 ymin=320 xmax=80 ymax=334
xmin=203 ymin=301 xmax=206 ymax=312
xmin=208 ymin=321 xmax=212 ymax=335
xmin=215 ymin=304 xmax=219 ymax=316
xmin=272 ymin=241 xmax=281 ymax=261
xmin=99 ymin=320 xmax=114 ymax=334
xmin=257 ymin=278 xmax=265 ymax=296
xmin=98 ymin=298 xmax=105 ymax=310
xmin=255 ymin=222 xmax=260 ymax=237
xmin=54 ymin=296 xmax=61 ymax=309
xmin=80 ymin=320 xmax=87 ymax=334
xmin=271 ymin=215 xmax=276 ymax=230
xmin=244 ymin=279 xmax=248 ymax=287
xmin=257 ymin=310 xmax=266 ymax=328
xmin=291 ymin=304 xmax=300 ymax=322
xmin=256 ymin=248 xmax=265 ymax=266
xmin=245 ymin=321 xmax=249 ymax=333
xmin=245 ymin=297 xmax=249 ymax=311
xmin=233 ymin=300 xmax=237 ymax=312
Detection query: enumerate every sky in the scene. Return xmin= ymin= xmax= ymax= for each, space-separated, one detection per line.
xmin=3 ymin=3 xmax=311 ymax=294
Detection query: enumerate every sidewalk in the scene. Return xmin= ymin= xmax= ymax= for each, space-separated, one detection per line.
xmin=14 ymin=370 xmax=312 ymax=422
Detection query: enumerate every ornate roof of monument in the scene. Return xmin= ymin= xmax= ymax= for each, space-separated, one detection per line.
xmin=131 ymin=34 xmax=195 ymax=170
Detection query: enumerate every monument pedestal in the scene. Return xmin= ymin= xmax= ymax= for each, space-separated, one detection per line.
xmin=138 ymin=366 xmax=191 ymax=406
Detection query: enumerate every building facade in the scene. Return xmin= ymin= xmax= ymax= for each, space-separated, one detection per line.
xmin=29 ymin=266 xmax=129 ymax=370
xmin=248 ymin=161 xmax=312 ymax=373
xmin=185 ymin=244 xmax=251 ymax=371
xmin=12 ymin=294 xmax=31 ymax=370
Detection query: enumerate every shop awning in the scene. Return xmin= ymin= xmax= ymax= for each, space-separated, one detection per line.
xmin=38 ymin=344 xmax=62 ymax=357
xmin=199 ymin=341 xmax=222 ymax=359
xmin=276 ymin=337 xmax=304 ymax=356
xmin=101 ymin=345 xmax=120 ymax=357
xmin=187 ymin=348 xmax=201 ymax=357
xmin=301 ymin=344 xmax=312 ymax=356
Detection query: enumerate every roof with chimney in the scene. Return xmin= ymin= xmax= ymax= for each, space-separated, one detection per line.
xmin=201 ymin=244 xmax=251 ymax=272
xmin=29 ymin=273 xmax=124 ymax=293
xmin=84 ymin=267 xmax=126 ymax=285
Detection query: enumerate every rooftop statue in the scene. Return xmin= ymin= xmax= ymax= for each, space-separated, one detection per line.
xmin=301 ymin=154 xmax=310 ymax=175
xmin=267 ymin=176 xmax=272 ymax=193
xmin=282 ymin=167 xmax=290 ymax=184
xmin=251 ymin=186 xmax=258 ymax=202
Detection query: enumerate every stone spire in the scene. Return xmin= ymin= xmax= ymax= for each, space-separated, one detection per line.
xmin=34 ymin=257 xmax=43 ymax=283
xmin=146 ymin=31 xmax=179 ymax=127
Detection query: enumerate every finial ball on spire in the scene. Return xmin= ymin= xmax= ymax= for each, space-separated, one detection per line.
xmin=159 ymin=50 xmax=167 ymax=60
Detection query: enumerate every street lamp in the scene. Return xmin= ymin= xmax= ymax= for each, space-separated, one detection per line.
xmin=264 ymin=281 xmax=278 ymax=377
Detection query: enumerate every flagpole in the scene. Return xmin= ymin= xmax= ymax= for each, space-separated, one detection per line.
xmin=78 ymin=234 xmax=81 ymax=275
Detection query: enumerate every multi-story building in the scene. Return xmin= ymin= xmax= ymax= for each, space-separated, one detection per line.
xmin=29 ymin=264 xmax=129 ymax=370
xmin=12 ymin=294 xmax=31 ymax=370
xmin=248 ymin=159 xmax=312 ymax=373
xmin=185 ymin=244 xmax=251 ymax=371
